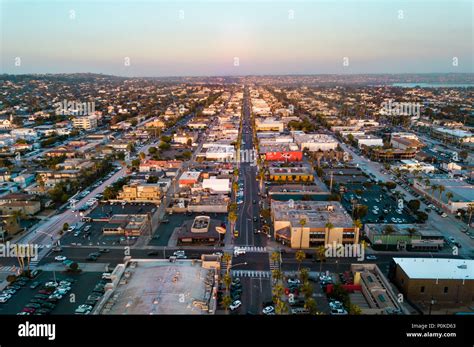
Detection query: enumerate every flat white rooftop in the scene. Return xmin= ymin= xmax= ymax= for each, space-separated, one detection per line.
xmin=393 ymin=258 xmax=474 ymax=280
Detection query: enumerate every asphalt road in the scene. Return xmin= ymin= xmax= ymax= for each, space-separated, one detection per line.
xmin=230 ymin=86 xmax=272 ymax=314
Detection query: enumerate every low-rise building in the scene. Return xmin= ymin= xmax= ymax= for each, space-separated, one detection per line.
xmin=117 ymin=183 xmax=162 ymax=203
xmin=354 ymin=135 xmax=383 ymax=148
xmin=255 ymin=118 xmax=284 ymax=132
xmin=391 ymin=258 xmax=474 ymax=309
xmin=268 ymin=165 xmax=314 ymax=182
xmin=413 ymin=177 xmax=474 ymax=213
xmin=397 ymin=159 xmax=435 ymax=173
xmin=179 ymin=171 xmax=201 ymax=187
xmin=73 ymin=114 xmax=98 ymax=130
xmin=364 ymin=224 xmax=444 ymax=251
xmin=95 ymin=258 xmax=218 ymax=314
xmin=293 ymin=133 xmax=338 ymax=152
xmin=272 ymin=200 xmax=359 ymax=248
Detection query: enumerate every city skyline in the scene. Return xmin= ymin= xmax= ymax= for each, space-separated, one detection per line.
xmin=1 ymin=0 xmax=473 ymax=76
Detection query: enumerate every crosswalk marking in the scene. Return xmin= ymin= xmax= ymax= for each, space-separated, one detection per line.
xmin=238 ymin=246 xmax=266 ymax=253
xmin=231 ymin=270 xmax=271 ymax=278
xmin=0 ymin=265 xmax=19 ymax=273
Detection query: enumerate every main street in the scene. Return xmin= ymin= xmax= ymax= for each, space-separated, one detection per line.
xmin=231 ymin=86 xmax=272 ymax=315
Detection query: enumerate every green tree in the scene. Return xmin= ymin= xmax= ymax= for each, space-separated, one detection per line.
xmin=295 ymin=250 xmax=306 ymax=271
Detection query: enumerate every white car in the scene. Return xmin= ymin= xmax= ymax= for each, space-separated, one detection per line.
xmin=55 ymin=256 xmax=67 ymax=262
xmin=229 ymin=300 xmax=242 ymax=311
xmin=287 ymin=278 xmax=301 ymax=285
xmin=233 ymin=247 xmax=246 ymax=257
xmin=441 ymin=213 xmax=448 ymax=218
xmin=262 ymin=306 xmax=275 ymax=315
xmin=45 ymin=281 xmax=59 ymax=287
xmin=0 ymin=295 xmax=11 ymax=303
xmin=331 ymin=308 xmax=348 ymax=315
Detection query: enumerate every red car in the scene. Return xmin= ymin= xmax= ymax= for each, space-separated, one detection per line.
xmin=38 ymin=289 xmax=52 ymax=295
xmin=22 ymin=307 xmax=36 ymax=313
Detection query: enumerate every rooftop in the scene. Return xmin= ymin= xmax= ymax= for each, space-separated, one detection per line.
xmin=393 ymin=258 xmax=474 ymax=280
xmin=100 ymin=260 xmax=217 ymax=314
xmin=272 ymin=200 xmax=354 ymax=228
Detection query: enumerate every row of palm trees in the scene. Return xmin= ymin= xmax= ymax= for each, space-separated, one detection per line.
xmin=424 ymin=179 xmax=454 ymax=205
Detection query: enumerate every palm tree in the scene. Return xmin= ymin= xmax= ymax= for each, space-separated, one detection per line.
xmin=383 ymin=225 xmax=396 ymax=235
xmin=222 ymin=295 xmax=232 ymax=313
xmin=304 ymin=297 xmax=318 ymax=315
xmin=271 ymin=269 xmax=283 ymax=282
xmin=407 ymin=228 xmax=417 ymax=238
xmin=315 ymin=245 xmax=326 ymax=274
xmin=272 ymin=283 xmax=285 ymax=301
xmin=301 ymin=281 xmax=313 ymax=300
xmin=232 ymin=182 xmax=239 ymax=195
xmin=295 ymin=250 xmax=306 ymax=271
xmin=446 ymin=192 xmax=454 ymax=205
xmin=467 ymin=203 xmax=474 ymax=226
xmin=228 ymin=211 xmax=238 ymax=234
xmin=325 ymin=222 xmax=334 ymax=244
xmin=299 ymin=267 xmax=309 ymax=283
xmin=275 ymin=298 xmax=289 ymax=315
xmin=222 ymin=253 xmax=232 ymax=275
xmin=438 ymin=185 xmax=445 ymax=203
xmin=298 ymin=218 xmax=306 ymax=249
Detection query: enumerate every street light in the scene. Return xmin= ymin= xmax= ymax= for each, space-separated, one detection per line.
xmin=429 ymin=296 xmax=436 ymax=315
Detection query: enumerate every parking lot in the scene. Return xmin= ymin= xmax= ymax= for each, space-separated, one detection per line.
xmin=149 ymin=212 xmax=227 ymax=247
xmin=342 ymin=183 xmax=417 ymax=224
xmin=0 ymin=271 xmax=104 ymax=315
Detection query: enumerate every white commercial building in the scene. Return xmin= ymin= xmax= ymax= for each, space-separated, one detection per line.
xmin=202 ymin=178 xmax=230 ymax=194
xmin=398 ymin=160 xmax=435 ymax=173
xmin=354 ymin=135 xmax=383 ymax=148
xmin=293 ymin=133 xmax=338 ymax=152
xmin=204 ymin=145 xmax=235 ymax=161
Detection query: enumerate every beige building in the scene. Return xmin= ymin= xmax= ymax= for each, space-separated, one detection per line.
xmin=73 ymin=114 xmax=98 ymax=130
xmin=271 ymin=200 xmax=359 ymax=248
xmin=117 ymin=184 xmax=162 ymax=203
xmin=392 ymin=258 xmax=474 ymax=309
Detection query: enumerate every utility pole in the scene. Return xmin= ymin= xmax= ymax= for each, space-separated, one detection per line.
xmin=329 ymin=171 xmax=334 ymax=192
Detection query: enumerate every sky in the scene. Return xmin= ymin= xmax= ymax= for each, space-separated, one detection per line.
xmin=0 ymin=0 xmax=473 ymax=76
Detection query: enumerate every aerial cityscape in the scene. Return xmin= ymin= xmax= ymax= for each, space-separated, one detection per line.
xmin=0 ymin=0 xmax=473 ymax=344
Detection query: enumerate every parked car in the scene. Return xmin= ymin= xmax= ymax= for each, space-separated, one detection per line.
xmin=229 ymin=300 xmax=242 ymax=311
xmin=262 ymin=306 xmax=275 ymax=315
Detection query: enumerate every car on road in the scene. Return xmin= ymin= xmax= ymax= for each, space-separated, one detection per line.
xmin=233 ymin=247 xmax=246 ymax=257
xmin=366 ymin=255 xmax=377 ymax=260
xmin=229 ymin=300 xmax=242 ymax=311
xmin=29 ymin=281 xmax=41 ymax=289
xmin=0 ymin=294 xmax=12 ymax=303
xmin=54 ymin=256 xmax=67 ymax=262
xmin=262 ymin=306 xmax=275 ymax=315
xmin=287 ymin=278 xmax=301 ymax=285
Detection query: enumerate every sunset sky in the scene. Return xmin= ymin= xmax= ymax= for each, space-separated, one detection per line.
xmin=1 ymin=0 xmax=472 ymax=76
